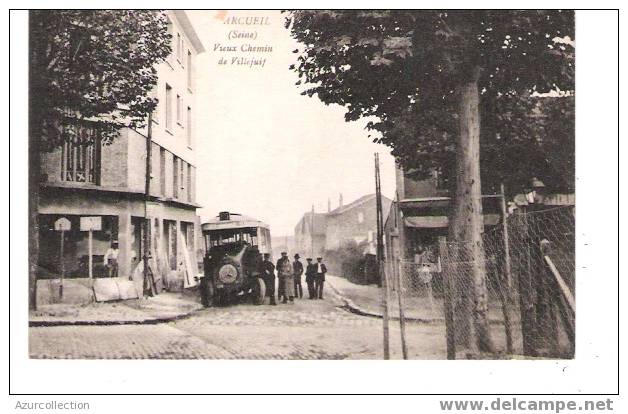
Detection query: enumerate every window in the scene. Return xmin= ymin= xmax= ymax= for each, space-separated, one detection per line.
xmin=187 ymin=50 xmax=193 ymax=90
xmin=358 ymin=212 xmax=364 ymax=224
xmin=159 ymin=148 xmax=166 ymax=195
xmin=176 ymin=33 xmax=182 ymax=62
xmin=176 ymin=94 xmax=182 ymax=125
xmin=187 ymin=164 xmax=192 ymax=202
xmin=173 ymin=156 xmax=179 ymax=198
xmin=61 ymin=125 xmax=100 ymax=184
xmin=165 ymin=84 xmax=172 ymax=130
xmin=166 ymin=17 xmax=174 ymax=66
xmin=186 ymin=106 xmax=192 ymax=147
xmin=180 ymin=159 xmax=185 ymax=195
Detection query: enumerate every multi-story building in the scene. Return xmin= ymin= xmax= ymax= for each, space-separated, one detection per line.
xmin=325 ymin=194 xmax=392 ymax=253
xmin=37 ymin=11 xmax=205 ymax=289
xmin=293 ymin=194 xmax=392 ymax=258
xmin=293 ymin=211 xmax=327 ymax=259
xmin=384 ymin=164 xmax=501 ymax=264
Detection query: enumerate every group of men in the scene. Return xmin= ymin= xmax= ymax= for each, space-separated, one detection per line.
xmin=260 ymin=252 xmax=327 ymax=305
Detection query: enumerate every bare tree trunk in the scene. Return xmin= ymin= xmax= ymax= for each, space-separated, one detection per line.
xmin=28 ymin=13 xmax=41 ymax=311
xmin=28 ymin=123 xmax=40 ymax=311
xmin=449 ymin=67 xmax=494 ymax=353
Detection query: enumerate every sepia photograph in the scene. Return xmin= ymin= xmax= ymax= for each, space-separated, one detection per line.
xmin=7 ymin=4 xmax=622 ymax=402
xmin=23 ymin=8 xmax=580 ymax=361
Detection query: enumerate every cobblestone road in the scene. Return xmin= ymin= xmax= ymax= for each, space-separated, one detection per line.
xmin=29 ymin=290 xmax=447 ymax=359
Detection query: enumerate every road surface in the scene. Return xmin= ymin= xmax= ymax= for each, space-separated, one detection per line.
xmin=29 ymin=289 xmax=447 ymax=359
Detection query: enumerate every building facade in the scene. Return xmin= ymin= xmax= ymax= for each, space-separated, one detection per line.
xmin=293 ymin=194 xmax=392 ymax=258
xmin=293 ymin=212 xmax=327 ymax=259
xmin=325 ymin=194 xmax=392 ymax=254
xmin=384 ymin=164 xmax=501 ymax=264
xmin=38 ymin=11 xmax=205 ymax=288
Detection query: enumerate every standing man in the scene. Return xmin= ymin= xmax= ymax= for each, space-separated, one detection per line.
xmin=292 ymin=254 xmax=304 ymax=299
xmin=276 ymin=251 xmax=294 ymax=303
xmin=314 ymin=257 xmax=327 ymax=299
xmin=260 ymin=253 xmax=277 ymax=305
xmin=104 ymin=240 xmax=119 ymax=278
xmin=305 ymin=258 xmax=316 ymax=299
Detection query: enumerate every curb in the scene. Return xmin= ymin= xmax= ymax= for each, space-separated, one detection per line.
xmin=326 ymin=280 xmax=445 ymax=324
xmin=327 ymin=280 xmax=511 ymax=326
xmin=29 ymin=307 xmax=203 ymax=327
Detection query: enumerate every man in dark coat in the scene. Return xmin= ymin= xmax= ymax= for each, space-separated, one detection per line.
xmin=305 ymin=258 xmax=317 ymax=299
xmin=314 ymin=256 xmax=327 ymax=299
xmin=260 ymin=253 xmax=276 ymax=305
xmin=292 ymin=254 xmax=304 ymax=299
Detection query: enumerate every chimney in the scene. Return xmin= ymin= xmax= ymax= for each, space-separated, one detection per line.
xmin=339 ymin=193 xmax=343 ymax=208
xmin=327 ymin=198 xmax=331 ymax=213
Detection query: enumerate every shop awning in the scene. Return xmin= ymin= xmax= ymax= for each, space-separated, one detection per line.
xmin=404 ymin=214 xmax=500 ymax=229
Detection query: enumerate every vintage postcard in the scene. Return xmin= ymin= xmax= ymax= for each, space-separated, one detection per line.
xmin=25 ymin=9 xmax=578 ymax=361
xmin=8 ymin=6 xmax=621 ymax=400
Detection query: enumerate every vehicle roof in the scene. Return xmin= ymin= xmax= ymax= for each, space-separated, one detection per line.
xmin=202 ymin=214 xmax=270 ymax=232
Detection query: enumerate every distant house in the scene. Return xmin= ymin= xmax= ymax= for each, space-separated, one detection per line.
xmin=325 ymin=194 xmax=392 ymax=254
xmin=294 ymin=194 xmax=392 ymax=258
xmin=293 ymin=211 xmax=327 ymax=258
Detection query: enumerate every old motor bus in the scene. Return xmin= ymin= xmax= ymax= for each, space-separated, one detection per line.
xmin=200 ymin=212 xmax=272 ymax=307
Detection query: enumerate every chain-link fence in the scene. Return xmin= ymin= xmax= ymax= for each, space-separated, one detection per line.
xmin=387 ymin=205 xmax=575 ymax=359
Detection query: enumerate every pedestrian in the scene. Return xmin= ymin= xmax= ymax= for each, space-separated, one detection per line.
xmin=276 ymin=251 xmax=294 ymax=303
xmin=292 ymin=254 xmax=304 ymax=299
xmin=305 ymin=258 xmax=316 ymax=299
xmin=104 ymin=240 xmax=119 ymax=278
xmin=260 ymin=253 xmax=277 ymax=305
xmin=314 ymin=256 xmax=327 ymax=299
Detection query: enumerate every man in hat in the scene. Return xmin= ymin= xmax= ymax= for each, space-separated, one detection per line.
xmin=292 ymin=254 xmax=304 ymax=299
xmin=276 ymin=251 xmax=294 ymax=303
xmin=314 ymin=256 xmax=327 ymax=299
xmin=104 ymin=240 xmax=119 ymax=278
xmin=260 ymin=253 xmax=277 ymax=305
xmin=305 ymin=258 xmax=316 ymax=299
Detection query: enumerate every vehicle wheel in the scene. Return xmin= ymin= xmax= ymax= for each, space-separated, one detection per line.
xmin=200 ymin=278 xmax=215 ymax=308
xmin=252 ymin=277 xmax=266 ymax=305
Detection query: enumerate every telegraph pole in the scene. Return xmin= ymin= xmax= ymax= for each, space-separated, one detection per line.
xmin=375 ymin=153 xmax=390 ymax=359
xmin=143 ymin=112 xmax=153 ymax=296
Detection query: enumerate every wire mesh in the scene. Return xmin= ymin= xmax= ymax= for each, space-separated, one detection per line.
xmin=387 ymin=205 xmax=575 ymax=359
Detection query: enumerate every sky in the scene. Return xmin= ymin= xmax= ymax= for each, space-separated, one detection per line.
xmin=187 ymin=10 xmax=396 ymax=237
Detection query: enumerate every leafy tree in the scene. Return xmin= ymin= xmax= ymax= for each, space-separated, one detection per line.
xmin=29 ymin=10 xmax=171 ymax=309
xmin=286 ymin=10 xmax=574 ymax=352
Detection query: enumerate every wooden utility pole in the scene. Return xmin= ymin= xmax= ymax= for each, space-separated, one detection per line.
xmin=391 ymin=191 xmax=408 ymax=358
xmin=375 ymin=153 xmax=390 ymax=359
xmin=143 ymin=113 xmax=153 ymax=296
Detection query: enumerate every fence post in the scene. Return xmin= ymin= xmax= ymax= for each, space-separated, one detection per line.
xmin=396 ymin=259 xmax=408 ymax=359
xmin=518 ymin=208 xmax=538 ymax=356
xmin=494 ymin=266 xmax=514 ymax=354
xmin=500 ymin=183 xmax=513 ymax=289
xmin=439 ymin=236 xmax=456 ymax=360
